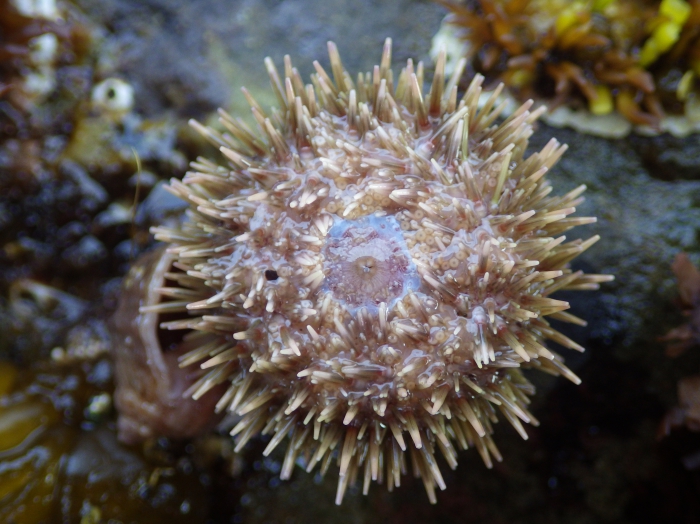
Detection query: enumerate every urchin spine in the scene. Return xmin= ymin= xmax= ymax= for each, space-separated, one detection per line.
xmin=147 ymin=39 xmax=613 ymax=504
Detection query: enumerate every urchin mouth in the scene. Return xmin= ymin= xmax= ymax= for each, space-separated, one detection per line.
xmin=322 ymin=215 xmax=419 ymax=309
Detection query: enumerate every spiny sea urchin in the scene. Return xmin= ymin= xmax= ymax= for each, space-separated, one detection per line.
xmin=148 ymin=39 xmax=612 ymax=504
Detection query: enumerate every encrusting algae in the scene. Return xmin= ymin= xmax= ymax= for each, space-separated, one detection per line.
xmin=436 ymin=0 xmax=700 ymax=136
xmin=117 ymin=39 xmax=613 ymax=504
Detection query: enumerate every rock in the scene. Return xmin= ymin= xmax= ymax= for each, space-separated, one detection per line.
xmin=73 ymin=0 xmax=446 ymax=119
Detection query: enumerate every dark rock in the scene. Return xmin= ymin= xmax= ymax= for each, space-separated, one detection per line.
xmin=73 ymin=0 xmax=446 ymax=119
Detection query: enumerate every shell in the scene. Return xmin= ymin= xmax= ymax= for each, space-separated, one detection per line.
xmin=111 ymin=246 xmax=224 ymax=444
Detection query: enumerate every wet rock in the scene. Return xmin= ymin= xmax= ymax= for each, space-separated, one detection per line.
xmin=528 ymin=124 xmax=700 ymax=356
xmin=630 ymin=133 xmax=700 ymax=181
xmin=72 ymin=0 xmax=446 ymax=118
xmin=62 ymin=234 xmax=108 ymax=269
xmin=4 ymin=280 xmax=88 ymax=361
xmin=0 ymin=360 xmax=212 ymax=523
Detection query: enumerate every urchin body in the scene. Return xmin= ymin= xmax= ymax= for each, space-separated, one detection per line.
xmin=151 ymin=40 xmax=611 ymax=503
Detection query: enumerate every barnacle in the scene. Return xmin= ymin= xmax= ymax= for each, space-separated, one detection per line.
xmin=91 ymin=78 xmax=135 ymax=119
xmin=436 ymin=0 xmax=700 ymax=135
xmin=116 ymin=39 xmax=612 ymax=504
xmin=0 ymin=0 xmax=69 ymax=111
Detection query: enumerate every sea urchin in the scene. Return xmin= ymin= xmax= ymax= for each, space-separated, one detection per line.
xmin=147 ymin=39 xmax=612 ymax=504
